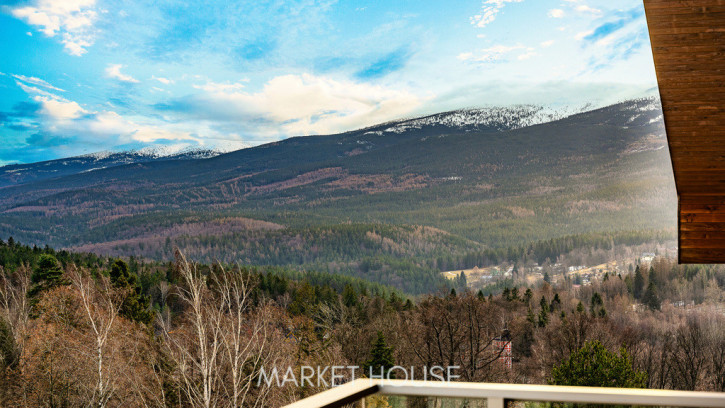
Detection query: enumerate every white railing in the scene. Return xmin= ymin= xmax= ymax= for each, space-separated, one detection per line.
xmin=282 ymin=379 xmax=725 ymax=408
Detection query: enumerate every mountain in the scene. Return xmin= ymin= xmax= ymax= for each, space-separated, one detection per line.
xmin=0 ymin=98 xmax=676 ymax=293
xmin=0 ymin=146 xmax=224 ymax=188
xmin=0 ymin=103 xmax=588 ymax=189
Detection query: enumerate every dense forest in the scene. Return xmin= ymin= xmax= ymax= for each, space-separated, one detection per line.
xmin=2 ymin=240 xmax=725 ymax=407
xmin=0 ymin=99 xmax=677 ymax=294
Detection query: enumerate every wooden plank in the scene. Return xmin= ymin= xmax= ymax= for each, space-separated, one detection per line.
xmin=681 ymin=213 xmax=725 ymax=222
xmin=647 ymin=6 xmax=725 ymax=16
xmin=680 ymin=203 xmax=725 ymax=212
xmin=652 ymin=33 xmax=725 ymax=47
xmin=680 ymin=189 xmax=725 ymax=195
xmin=646 ymin=0 xmax=725 ymax=263
xmin=655 ymin=80 xmax=725 ymax=89
xmin=680 ymin=251 xmax=725 ymax=263
xmin=662 ymin=105 xmax=721 ymax=112
xmin=680 ymin=221 xmax=725 ymax=231
xmin=648 ymin=15 xmax=725 ymax=28
xmin=648 ymin=26 xmax=725 ymax=35
xmin=650 ymin=52 xmax=725 ymax=63
xmin=681 ymin=230 xmax=725 ymax=239
xmin=645 ymin=0 xmax=725 ymax=10
xmin=673 ymin=164 xmax=725 ymax=171
xmin=679 ymin=195 xmax=725 ymax=204
xmin=680 ymin=247 xmax=725 ymax=261
xmin=680 ymin=239 xmax=725 ymax=248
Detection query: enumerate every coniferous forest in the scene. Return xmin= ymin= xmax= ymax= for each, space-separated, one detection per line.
xmin=0 ymin=99 xmax=721 ymax=407
xmin=2 ymin=239 xmax=725 ymax=407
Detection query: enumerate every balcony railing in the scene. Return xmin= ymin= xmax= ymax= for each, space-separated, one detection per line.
xmin=282 ymin=379 xmax=725 ymax=408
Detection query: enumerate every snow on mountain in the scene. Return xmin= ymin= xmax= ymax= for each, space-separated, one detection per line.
xmin=362 ymin=103 xmax=595 ymax=136
xmin=360 ymin=97 xmax=662 ymax=138
xmin=74 ymin=145 xmax=231 ymax=163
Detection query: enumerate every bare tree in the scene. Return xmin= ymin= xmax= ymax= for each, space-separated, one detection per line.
xmin=69 ymin=266 xmax=123 ymax=408
xmin=0 ymin=264 xmax=31 ymax=350
xmin=162 ymin=251 xmax=285 ymax=408
xmin=706 ymin=315 xmax=725 ymax=392
xmin=670 ymin=316 xmax=708 ymax=390
xmin=213 ymin=264 xmax=276 ymax=408
xmin=162 ymin=251 xmax=224 ymax=408
xmin=402 ymin=293 xmax=507 ymax=382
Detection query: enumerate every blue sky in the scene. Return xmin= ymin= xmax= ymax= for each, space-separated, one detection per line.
xmin=0 ymin=0 xmax=658 ymax=165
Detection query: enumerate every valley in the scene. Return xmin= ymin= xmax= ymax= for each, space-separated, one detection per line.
xmin=0 ymin=98 xmax=677 ymax=293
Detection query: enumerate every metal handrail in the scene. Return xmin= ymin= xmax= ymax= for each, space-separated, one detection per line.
xmin=282 ymin=379 xmax=725 ymax=408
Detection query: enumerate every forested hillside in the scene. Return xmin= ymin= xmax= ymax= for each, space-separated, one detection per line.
xmin=2 ymin=241 xmax=725 ymax=407
xmin=0 ymin=98 xmax=676 ymax=292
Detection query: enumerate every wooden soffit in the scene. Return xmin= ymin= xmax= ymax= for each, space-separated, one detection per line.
xmin=644 ymin=0 xmax=725 ymax=263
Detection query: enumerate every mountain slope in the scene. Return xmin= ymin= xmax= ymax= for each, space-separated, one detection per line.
xmin=0 ymin=147 xmax=224 ymax=188
xmin=0 ymin=98 xmax=676 ymax=293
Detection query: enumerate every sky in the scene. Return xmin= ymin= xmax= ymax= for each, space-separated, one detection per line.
xmin=0 ymin=0 xmax=659 ymax=165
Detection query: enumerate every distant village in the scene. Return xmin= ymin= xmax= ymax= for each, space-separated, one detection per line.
xmin=442 ymin=250 xmax=675 ymax=291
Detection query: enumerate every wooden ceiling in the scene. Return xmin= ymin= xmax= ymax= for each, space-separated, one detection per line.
xmin=644 ymin=0 xmax=725 ymax=263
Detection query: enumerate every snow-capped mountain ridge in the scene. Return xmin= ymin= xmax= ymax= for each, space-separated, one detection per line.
xmin=78 ymin=145 xmax=225 ymax=162
xmin=361 ymin=103 xmax=597 ymax=137
xmin=0 ymin=97 xmax=662 ymax=189
xmin=360 ymin=97 xmax=660 ymax=137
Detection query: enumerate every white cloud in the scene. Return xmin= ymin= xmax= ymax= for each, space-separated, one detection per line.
xmin=548 ymin=9 xmax=565 ymax=18
xmin=541 ymin=40 xmax=555 ymax=47
xmin=34 ymin=96 xmax=86 ymax=121
xmin=192 ymin=80 xmax=248 ymax=93
xmin=14 ymin=81 xmax=57 ymax=99
xmin=165 ymin=73 xmax=427 ymax=137
xmin=470 ymin=0 xmax=524 ymax=29
xmin=517 ymin=50 xmax=537 ymax=60
xmin=78 ymin=111 xmax=191 ymax=143
xmin=152 ymin=76 xmax=172 ymax=85
xmin=576 ymin=5 xmax=602 ymax=15
xmin=10 ymin=0 xmax=97 ymax=56
xmin=483 ymin=45 xmax=525 ymax=53
xmin=575 ymin=30 xmax=594 ymax=40
xmin=14 ymin=76 xmax=194 ymax=148
xmin=458 ymin=44 xmax=525 ymax=63
xmin=12 ymin=74 xmax=65 ymax=92
xmin=106 ymin=64 xmax=139 ymax=83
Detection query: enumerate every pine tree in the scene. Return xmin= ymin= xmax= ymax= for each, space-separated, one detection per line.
xmin=27 ymin=254 xmax=66 ymax=301
xmin=590 ymin=292 xmax=603 ymax=315
xmin=550 ymin=293 xmax=561 ymax=311
xmin=538 ymin=296 xmax=550 ymax=327
xmin=550 ymin=340 xmax=647 ymax=388
xmin=543 ymin=271 xmax=551 ymax=284
xmin=633 ymin=265 xmax=645 ymax=300
xmin=510 ymin=287 xmax=519 ymax=301
xmin=642 ymin=281 xmax=661 ymax=311
xmin=363 ymin=331 xmax=395 ymax=379
xmin=502 ymin=287 xmax=510 ymax=300
xmin=457 ymin=271 xmax=467 ymax=289
xmin=342 ymin=284 xmax=357 ymax=307
xmin=110 ymin=260 xmax=153 ymax=325
xmin=523 ymin=288 xmax=533 ymax=304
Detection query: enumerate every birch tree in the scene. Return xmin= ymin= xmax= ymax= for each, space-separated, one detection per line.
xmin=69 ymin=266 xmax=123 ymax=408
